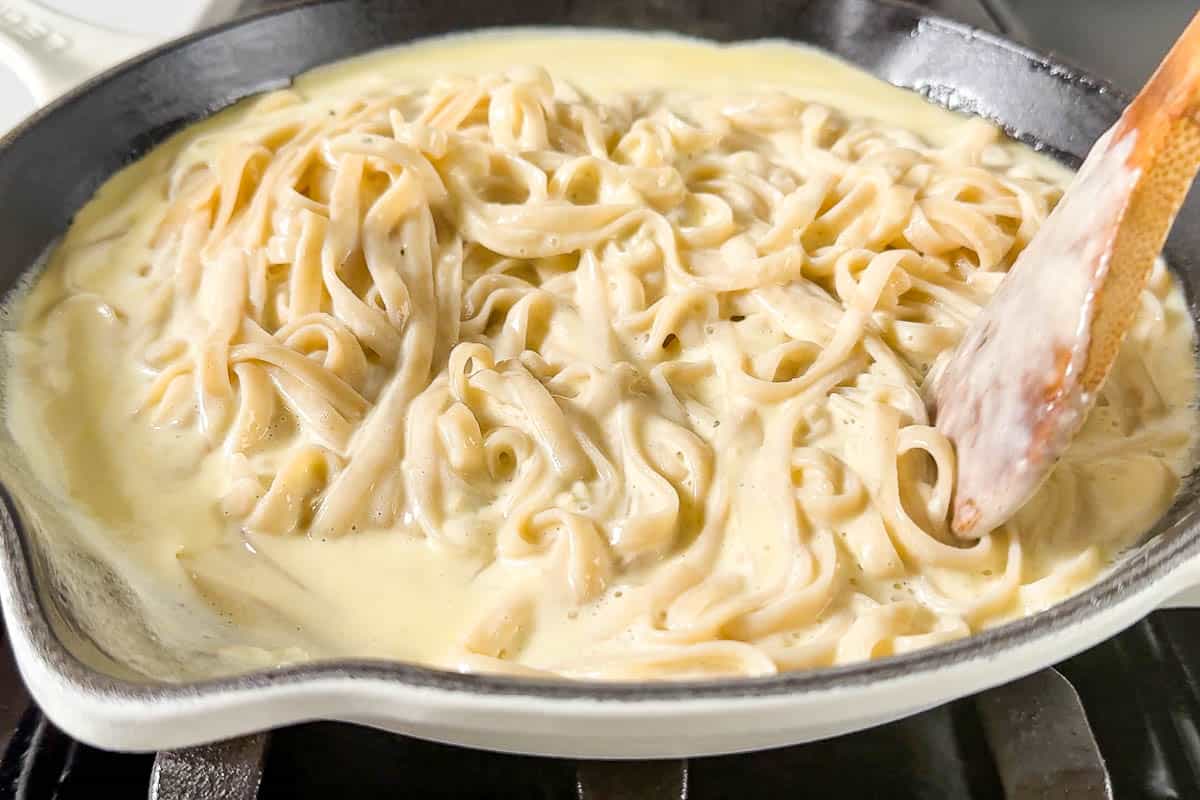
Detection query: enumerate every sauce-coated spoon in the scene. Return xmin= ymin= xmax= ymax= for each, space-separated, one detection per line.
xmin=931 ymin=12 xmax=1200 ymax=538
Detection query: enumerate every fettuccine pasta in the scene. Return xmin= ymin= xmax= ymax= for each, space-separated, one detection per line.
xmin=3 ymin=31 xmax=1195 ymax=681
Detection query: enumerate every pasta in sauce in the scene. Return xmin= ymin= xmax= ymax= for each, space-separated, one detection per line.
xmin=3 ymin=31 xmax=1196 ymax=681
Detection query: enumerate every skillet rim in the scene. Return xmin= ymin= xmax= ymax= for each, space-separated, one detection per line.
xmin=0 ymin=0 xmax=1197 ymax=706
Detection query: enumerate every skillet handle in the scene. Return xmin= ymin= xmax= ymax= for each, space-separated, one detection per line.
xmin=0 ymin=0 xmax=243 ymax=108
xmin=0 ymin=0 xmax=157 ymax=105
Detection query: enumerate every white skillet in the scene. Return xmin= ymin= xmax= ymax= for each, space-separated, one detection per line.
xmin=0 ymin=0 xmax=1198 ymax=760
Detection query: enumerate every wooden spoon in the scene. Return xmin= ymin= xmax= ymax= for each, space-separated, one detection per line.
xmin=930 ymin=12 xmax=1200 ymax=539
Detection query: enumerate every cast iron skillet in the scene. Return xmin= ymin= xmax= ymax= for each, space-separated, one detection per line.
xmin=0 ymin=0 xmax=1198 ymax=752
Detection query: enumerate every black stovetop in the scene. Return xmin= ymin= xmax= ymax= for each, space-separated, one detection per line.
xmin=3 ymin=1 xmax=1199 ymax=797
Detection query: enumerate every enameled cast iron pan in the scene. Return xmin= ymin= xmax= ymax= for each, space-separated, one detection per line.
xmin=0 ymin=0 xmax=1199 ymax=758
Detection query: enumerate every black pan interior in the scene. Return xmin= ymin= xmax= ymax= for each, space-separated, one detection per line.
xmin=1 ymin=0 xmax=1198 ymax=701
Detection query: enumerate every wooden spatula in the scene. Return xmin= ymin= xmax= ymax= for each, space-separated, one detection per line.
xmin=930 ymin=12 xmax=1200 ymax=539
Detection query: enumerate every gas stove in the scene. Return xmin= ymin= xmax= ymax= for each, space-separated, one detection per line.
xmin=3 ymin=1 xmax=1200 ymax=798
